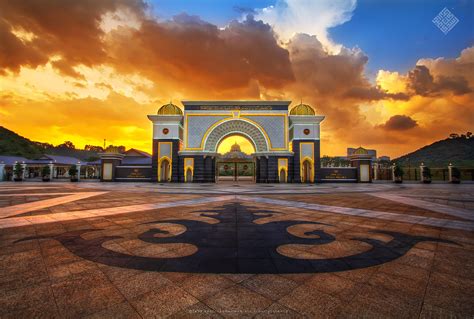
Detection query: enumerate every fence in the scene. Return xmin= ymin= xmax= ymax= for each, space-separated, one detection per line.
xmin=374 ymin=166 xmax=474 ymax=182
xmin=375 ymin=167 xmax=393 ymax=181
xmin=460 ymin=168 xmax=474 ymax=181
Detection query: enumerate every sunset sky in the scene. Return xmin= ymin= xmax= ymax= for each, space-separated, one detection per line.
xmin=0 ymin=0 xmax=473 ymax=158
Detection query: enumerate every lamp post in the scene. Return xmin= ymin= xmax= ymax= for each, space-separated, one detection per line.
xmin=420 ymin=162 xmax=425 ymax=182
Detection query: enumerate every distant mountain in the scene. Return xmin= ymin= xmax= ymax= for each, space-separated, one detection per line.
xmin=0 ymin=126 xmax=99 ymax=161
xmin=394 ymin=136 xmax=474 ymax=167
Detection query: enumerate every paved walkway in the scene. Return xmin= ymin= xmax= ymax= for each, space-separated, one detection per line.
xmin=0 ymin=182 xmax=472 ymax=318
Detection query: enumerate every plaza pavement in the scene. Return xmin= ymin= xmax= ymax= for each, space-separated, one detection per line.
xmin=0 ymin=182 xmax=473 ymax=318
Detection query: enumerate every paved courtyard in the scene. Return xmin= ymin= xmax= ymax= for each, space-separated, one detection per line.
xmin=0 ymin=182 xmax=473 ymax=318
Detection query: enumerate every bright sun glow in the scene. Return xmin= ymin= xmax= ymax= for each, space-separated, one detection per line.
xmin=217 ymin=135 xmax=255 ymax=154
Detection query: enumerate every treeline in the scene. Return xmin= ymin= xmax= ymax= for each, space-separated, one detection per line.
xmin=0 ymin=126 xmax=126 ymax=161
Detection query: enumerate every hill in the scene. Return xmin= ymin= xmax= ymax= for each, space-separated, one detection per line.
xmin=0 ymin=126 xmax=100 ymax=161
xmin=394 ymin=135 xmax=474 ymax=167
xmin=0 ymin=126 xmax=45 ymax=158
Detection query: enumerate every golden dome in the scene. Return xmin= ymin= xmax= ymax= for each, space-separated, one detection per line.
xmin=353 ymin=147 xmax=368 ymax=155
xmin=157 ymin=102 xmax=183 ymax=115
xmin=230 ymin=142 xmax=241 ymax=152
xmin=289 ymin=103 xmax=315 ymax=116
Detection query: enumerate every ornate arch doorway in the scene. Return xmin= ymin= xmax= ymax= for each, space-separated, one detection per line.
xmin=279 ymin=168 xmax=287 ymax=183
xmin=215 ymin=134 xmax=256 ymax=182
xmin=185 ymin=168 xmax=193 ymax=183
xmin=302 ymin=159 xmax=313 ymax=183
xmin=159 ymin=158 xmax=171 ymax=182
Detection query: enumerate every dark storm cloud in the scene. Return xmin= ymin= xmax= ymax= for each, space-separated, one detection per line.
xmin=408 ymin=65 xmax=471 ymax=96
xmin=436 ymin=75 xmax=471 ymax=95
xmin=0 ymin=0 xmax=146 ymax=74
xmin=106 ymin=14 xmax=294 ymax=93
xmin=379 ymin=115 xmax=418 ymax=131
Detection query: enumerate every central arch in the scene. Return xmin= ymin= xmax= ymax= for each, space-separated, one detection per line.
xmin=217 ymin=134 xmax=256 ymax=155
xmin=203 ymin=119 xmax=269 ymax=153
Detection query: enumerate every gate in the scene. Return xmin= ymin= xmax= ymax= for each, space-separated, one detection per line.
xmin=217 ymin=162 xmax=255 ymax=182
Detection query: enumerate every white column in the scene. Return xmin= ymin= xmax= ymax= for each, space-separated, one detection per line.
xmin=21 ymin=162 xmax=27 ymax=180
xmin=391 ymin=165 xmax=395 ymax=181
xmin=0 ymin=162 xmax=5 ymax=181
xmin=420 ymin=163 xmax=425 ymax=182
xmin=49 ymin=161 xmax=54 ymax=180
xmin=373 ymin=164 xmax=378 ymax=181
xmin=13 ymin=161 xmax=18 ymax=180
xmin=77 ymin=162 xmax=81 ymax=181
xmin=448 ymin=163 xmax=453 ymax=182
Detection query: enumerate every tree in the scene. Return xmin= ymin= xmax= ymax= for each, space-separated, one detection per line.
xmin=422 ymin=166 xmax=432 ymax=183
xmin=451 ymin=167 xmax=461 ymax=183
xmin=34 ymin=142 xmax=54 ymax=150
xmin=68 ymin=164 xmax=78 ymax=179
xmin=117 ymin=146 xmax=126 ymax=153
xmin=41 ymin=165 xmax=50 ymax=177
xmin=41 ymin=165 xmax=51 ymax=181
xmin=84 ymin=145 xmax=104 ymax=152
xmin=393 ymin=164 xmax=403 ymax=183
xmin=57 ymin=141 xmax=76 ymax=149
xmin=421 ymin=166 xmax=431 ymax=178
xmin=13 ymin=162 xmax=23 ymax=180
xmin=321 ymin=155 xmax=331 ymax=167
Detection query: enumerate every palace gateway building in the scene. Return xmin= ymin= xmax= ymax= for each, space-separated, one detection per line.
xmin=98 ymin=101 xmax=373 ymax=183
xmin=147 ymin=101 xmax=324 ymax=183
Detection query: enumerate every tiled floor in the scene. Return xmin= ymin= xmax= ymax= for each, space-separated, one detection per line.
xmin=0 ymin=182 xmax=473 ymax=318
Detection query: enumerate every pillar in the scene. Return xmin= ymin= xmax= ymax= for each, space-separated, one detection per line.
xmin=77 ymin=162 xmax=82 ymax=181
xmin=448 ymin=163 xmax=453 ymax=182
xmin=349 ymin=152 xmax=372 ymax=183
xmin=391 ymin=165 xmax=396 ymax=182
xmin=373 ymin=163 xmax=378 ymax=181
xmin=99 ymin=153 xmax=124 ymax=181
xmin=49 ymin=161 xmax=54 ymax=180
xmin=21 ymin=162 xmax=27 ymax=180
xmin=0 ymin=162 xmax=5 ymax=181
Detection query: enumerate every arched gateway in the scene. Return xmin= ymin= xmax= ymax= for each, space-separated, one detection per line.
xmin=204 ymin=119 xmax=269 ymax=153
xmin=147 ymin=101 xmax=325 ymax=183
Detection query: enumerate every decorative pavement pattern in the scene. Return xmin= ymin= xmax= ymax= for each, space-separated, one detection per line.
xmin=0 ymin=182 xmax=473 ymax=318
